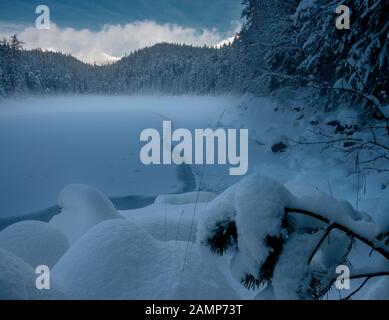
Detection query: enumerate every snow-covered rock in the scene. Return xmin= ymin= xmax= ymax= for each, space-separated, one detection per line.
xmin=49 ymin=184 xmax=122 ymax=244
xmin=0 ymin=221 xmax=68 ymax=268
xmin=0 ymin=248 xmax=65 ymax=300
xmin=52 ymin=219 xmax=238 ymax=300
xmin=269 ymin=135 xmax=289 ymax=153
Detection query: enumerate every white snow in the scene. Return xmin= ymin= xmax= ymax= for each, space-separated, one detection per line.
xmin=49 ymin=184 xmax=122 ymax=244
xmin=154 ymin=191 xmax=216 ymax=205
xmin=52 ymin=219 xmax=238 ymax=300
xmin=334 ymin=78 xmax=351 ymax=90
xmin=365 ymin=277 xmax=389 ymax=300
xmin=197 ymin=170 xmax=387 ymax=299
xmin=197 ymin=174 xmax=295 ymax=284
xmin=234 ymin=175 xmax=295 ymax=265
xmin=336 ymin=109 xmax=359 ymax=126
xmin=272 ymin=233 xmax=321 ymax=300
xmin=0 ymin=221 xmax=68 ymax=268
xmin=0 ymin=248 xmax=65 ymax=300
xmin=295 ymin=191 xmax=378 ymax=241
xmin=254 ymin=284 xmax=276 ymax=300
xmin=374 ymin=188 xmax=389 ymax=235
xmin=0 ymin=95 xmax=388 ymax=300
xmin=120 ymin=201 xmax=209 ymax=242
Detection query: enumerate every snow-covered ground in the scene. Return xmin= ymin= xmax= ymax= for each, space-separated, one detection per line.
xmin=203 ymin=94 xmax=389 ymax=212
xmin=0 ymin=95 xmax=388 ymax=300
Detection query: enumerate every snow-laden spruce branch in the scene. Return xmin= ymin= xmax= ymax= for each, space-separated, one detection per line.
xmin=198 ymin=175 xmax=389 ymax=299
xmin=284 ymin=208 xmax=389 ymax=260
xmin=284 ymin=208 xmax=389 ymax=298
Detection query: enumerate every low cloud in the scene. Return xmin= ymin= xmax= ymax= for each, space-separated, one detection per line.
xmin=0 ymin=21 xmax=239 ymax=64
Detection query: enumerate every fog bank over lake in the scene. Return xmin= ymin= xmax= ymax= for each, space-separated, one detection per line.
xmin=0 ymin=96 xmax=239 ymax=218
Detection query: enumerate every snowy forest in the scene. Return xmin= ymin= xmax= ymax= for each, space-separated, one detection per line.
xmin=1 ymin=0 xmax=388 ymax=102
xmin=0 ymin=0 xmax=389 ymax=300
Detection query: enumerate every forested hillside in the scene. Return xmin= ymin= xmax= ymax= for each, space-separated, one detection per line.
xmin=1 ymin=0 xmax=388 ymax=111
xmin=0 ymin=39 xmax=240 ymax=96
xmin=95 ymin=43 xmax=240 ymax=94
xmin=238 ymin=0 xmax=389 ymax=113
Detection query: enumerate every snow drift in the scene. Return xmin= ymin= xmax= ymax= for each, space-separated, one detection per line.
xmin=0 ymin=248 xmax=65 ymax=300
xmin=0 ymin=220 xmax=69 ymax=268
xmin=50 ymin=184 xmax=122 ymax=244
xmin=52 ymin=219 xmax=238 ymax=300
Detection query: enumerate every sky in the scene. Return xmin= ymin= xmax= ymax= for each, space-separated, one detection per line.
xmin=0 ymin=0 xmax=243 ymax=64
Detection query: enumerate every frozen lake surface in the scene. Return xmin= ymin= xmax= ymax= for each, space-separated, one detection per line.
xmin=0 ymin=96 xmax=239 ymax=218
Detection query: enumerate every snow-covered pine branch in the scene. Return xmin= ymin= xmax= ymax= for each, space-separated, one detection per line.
xmin=197 ymin=175 xmax=389 ymax=299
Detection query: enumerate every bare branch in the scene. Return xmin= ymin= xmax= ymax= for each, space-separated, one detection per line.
xmin=341 ymin=277 xmax=370 ymax=300
xmin=308 ymin=224 xmax=337 ymax=265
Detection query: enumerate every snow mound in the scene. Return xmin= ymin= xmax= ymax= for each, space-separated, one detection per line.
xmin=298 ymin=191 xmax=368 ymax=223
xmin=49 ymin=184 xmax=122 ymax=244
xmin=154 ymin=191 xmax=217 ymax=205
xmin=284 ymin=180 xmax=319 ymax=198
xmin=0 ymin=248 xmax=65 ymax=300
xmin=295 ymin=191 xmax=375 ymax=239
xmin=52 ymin=219 xmax=238 ymax=300
xmin=0 ymin=221 xmax=68 ymax=268
xmin=120 ymin=201 xmax=209 ymax=242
